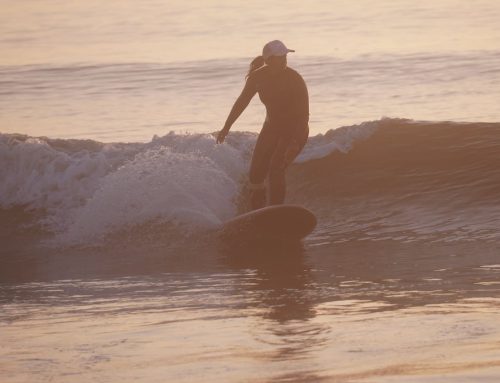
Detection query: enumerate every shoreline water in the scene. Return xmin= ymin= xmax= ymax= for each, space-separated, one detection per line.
xmin=2 ymin=237 xmax=500 ymax=382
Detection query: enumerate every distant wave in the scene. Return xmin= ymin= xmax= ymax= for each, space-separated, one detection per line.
xmin=2 ymin=118 xmax=500 ymax=244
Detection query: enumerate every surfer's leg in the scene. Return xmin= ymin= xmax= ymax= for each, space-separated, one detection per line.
xmin=249 ymin=122 xmax=278 ymax=210
xmin=268 ymin=140 xmax=287 ymax=205
xmin=248 ymin=182 xmax=266 ymax=210
xmin=268 ymin=125 xmax=309 ymax=205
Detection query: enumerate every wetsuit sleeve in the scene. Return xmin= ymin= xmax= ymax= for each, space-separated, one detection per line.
xmin=222 ymin=76 xmax=258 ymax=130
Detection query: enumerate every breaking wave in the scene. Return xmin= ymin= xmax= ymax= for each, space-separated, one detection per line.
xmin=2 ymin=118 xmax=500 ymax=245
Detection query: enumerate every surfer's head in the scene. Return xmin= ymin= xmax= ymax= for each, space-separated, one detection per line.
xmin=262 ymin=40 xmax=294 ymax=61
xmin=246 ymin=40 xmax=294 ymax=78
xmin=262 ymin=40 xmax=294 ymax=68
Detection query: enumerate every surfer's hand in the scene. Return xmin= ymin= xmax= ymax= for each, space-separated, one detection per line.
xmin=216 ymin=127 xmax=229 ymax=144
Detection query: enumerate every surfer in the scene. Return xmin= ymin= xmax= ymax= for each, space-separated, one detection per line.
xmin=217 ymin=40 xmax=309 ymax=210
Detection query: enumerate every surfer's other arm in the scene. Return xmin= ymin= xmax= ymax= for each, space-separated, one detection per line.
xmin=217 ymin=77 xmax=257 ymax=144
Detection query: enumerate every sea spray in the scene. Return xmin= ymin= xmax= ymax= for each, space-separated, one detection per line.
xmin=60 ymin=146 xmax=243 ymax=244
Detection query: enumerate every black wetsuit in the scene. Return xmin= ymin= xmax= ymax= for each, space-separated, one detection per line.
xmin=247 ymin=65 xmax=309 ymax=185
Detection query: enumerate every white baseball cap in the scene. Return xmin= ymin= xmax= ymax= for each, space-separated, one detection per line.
xmin=262 ymin=40 xmax=295 ymax=60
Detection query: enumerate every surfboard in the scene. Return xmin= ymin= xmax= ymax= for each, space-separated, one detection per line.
xmin=220 ymin=205 xmax=316 ymax=242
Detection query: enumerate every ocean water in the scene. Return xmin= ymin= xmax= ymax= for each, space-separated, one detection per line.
xmin=1 ymin=1 xmax=500 ymax=382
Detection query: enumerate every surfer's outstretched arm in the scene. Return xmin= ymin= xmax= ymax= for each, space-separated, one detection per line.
xmin=217 ymin=78 xmax=257 ymax=144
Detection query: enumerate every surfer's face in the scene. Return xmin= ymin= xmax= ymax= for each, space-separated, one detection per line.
xmin=265 ymin=55 xmax=287 ymax=69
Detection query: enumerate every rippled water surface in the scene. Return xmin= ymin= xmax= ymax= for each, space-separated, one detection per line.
xmin=2 ymin=239 xmax=500 ymax=382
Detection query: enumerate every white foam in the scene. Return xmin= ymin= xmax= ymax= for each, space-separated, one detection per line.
xmin=61 ymin=144 xmax=244 ymax=243
xmin=297 ymin=120 xmax=379 ymax=162
xmin=0 ymin=135 xmax=127 ymax=225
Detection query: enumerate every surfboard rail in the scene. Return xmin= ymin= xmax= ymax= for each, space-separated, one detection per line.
xmin=220 ymin=204 xmax=316 ymax=242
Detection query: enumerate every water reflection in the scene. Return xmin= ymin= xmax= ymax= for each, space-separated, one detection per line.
xmin=220 ymin=241 xmax=315 ymax=322
xmin=219 ymin=241 xmax=331 ymax=363
xmin=2 ymin=235 xmax=500 ymax=383
xmin=3 ymin=234 xmax=500 ymax=315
